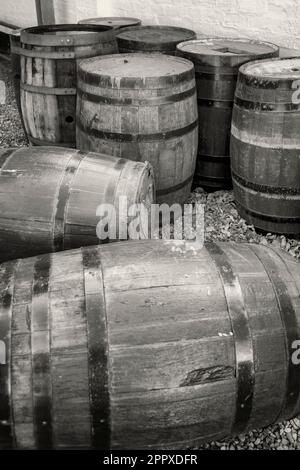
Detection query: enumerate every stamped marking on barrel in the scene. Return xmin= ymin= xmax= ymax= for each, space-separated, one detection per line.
xmin=0 ymin=262 xmax=17 ymax=448
xmin=206 ymin=243 xmax=255 ymax=434
xmin=83 ymin=247 xmax=110 ymax=449
xmin=31 ymin=254 xmax=53 ymax=449
xmin=250 ymin=246 xmax=300 ymax=421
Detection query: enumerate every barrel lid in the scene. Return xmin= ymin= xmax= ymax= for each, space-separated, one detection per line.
xmin=116 ymin=25 xmax=196 ymax=51
xmin=78 ymin=53 xmax=195 ymax=89
xmin=78 ymin=17 xmax=142 ymax=29
xmin=240 ymin=57 xmax=300 ymax=79
xmin=21 ymin=24 xmax=114 ymax=47
xmin=177 ymin=38 xmax=279 ymax=67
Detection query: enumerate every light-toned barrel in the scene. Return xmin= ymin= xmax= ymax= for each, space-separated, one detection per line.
xmin=0 ymin=147 xmax=154 ymax=262
xmin=0 ymin=240 xmax=299 ymax=449
xmin=76 ymin=53 xmax=198 ymax=204
xmin=20 ymin=24 xmax=118 ymax=147
xmin=231 ymin=57 xmax=300 ymax=235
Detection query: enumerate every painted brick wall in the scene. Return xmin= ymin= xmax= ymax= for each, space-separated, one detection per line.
xmin=98 ymin=0 xmax=300 ymax=49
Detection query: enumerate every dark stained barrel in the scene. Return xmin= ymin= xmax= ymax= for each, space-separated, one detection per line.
xmin=0 ymin=147 xmax=154 ymax=262
xmin=76 ymin=53 xmax=198 ymax=204
xmin=177 ymin=39 xmax=279 ymax=191
xmin=117 ymin=25 xmax=196 ymax=55
xmin=20 ymin=24 xmax=118 ymax=148
xmin=0 ymin=240 xmax=299 ymax=449
xmin=231 ymin=58 xmax=300 ymax=235
xmin=78 ymin=17 xmax=141 ymax=29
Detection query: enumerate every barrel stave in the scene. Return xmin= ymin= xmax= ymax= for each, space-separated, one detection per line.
xmin=1 ymin=241 xmax=299 ymax=449
xmin=231 ymin=58 xmax=300 ymax=234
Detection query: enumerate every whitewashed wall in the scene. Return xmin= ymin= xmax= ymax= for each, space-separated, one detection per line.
xmin=1 ymin=0 xmax=300 ymax=49
xmin=98 ymin=0 xmax=300 ymax=49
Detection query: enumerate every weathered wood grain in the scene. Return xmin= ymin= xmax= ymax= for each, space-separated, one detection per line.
xmin=0 ymin=147 xmax=155 ymax=262
xmin=177 ymin=39 xmax=279 ymax=191
xmin=231 ymin=57 xmax=300 ymax=234
xmin=0 ymin=240 xmax=299 ymax=449
xmin=19 ymin=24 xmax=118 ymax=147
xmin=76 ymin=53 xmax=198 ymax=204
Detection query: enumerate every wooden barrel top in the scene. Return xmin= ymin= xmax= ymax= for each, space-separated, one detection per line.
xmin=117 ymin=25 xmax=196 ymax=46
xmin=240 ymin=57 xmax=300 ymax=79
xmin=177 ymin=38 xmax=279 ymax=56
xmin=78 ymin=53 xmax=195 ymax=86
xmin=78 ymin=17 xmax=141 ymax=28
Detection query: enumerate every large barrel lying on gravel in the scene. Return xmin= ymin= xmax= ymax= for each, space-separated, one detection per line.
xmin=77 ymin=53 xmax=198 ymax=204
xmin=0 ymin=147 xmax=154 ymax=262
xmin=20 ymin=24 xmax=118 ymax=148
xmin=231 ymin=58 xmax=300 ymax=235
xmin=117 ymin=25 xmax=196 ymax=55
xmin=78 ymin=17 xmax=141 ymax=29
xmin=177 ymin=38 xmax=279 ymax=191
xmin=0 ymin=240 xmax=299 ymax=449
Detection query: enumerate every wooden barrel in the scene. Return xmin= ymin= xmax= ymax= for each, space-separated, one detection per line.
xmin=177 ymin=39 xmax=279 ymax=191
xmin=231 ymin=58 xmax=300 ymax=235
xmin=117 ymin=26 xmax=196 ymax=55
xmin=78 ymin=17 xmax=142 ymax=29
xmin=0 ymin=147 xmax=154 ymax=263
xmin=0 ymin=239 xmax=299 ymax=450
xmin=20 ymin=24 xmax=118 ymax=148
xmin=76 ymin=53 xmax=198 ymax=204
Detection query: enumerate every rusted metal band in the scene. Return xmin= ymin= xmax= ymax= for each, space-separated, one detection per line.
xmin=235 ymin=203 xmax=300 ymax=225
xmin=234 ymin=96 xmax=300 ymax=112
xmin=232 ymin=171 xmax=300 ymax=195
xmin=77 ymin=67 xmax=195 ymax=90
xmin=21 ymin=83 xmax=76 ymax=95
xmin=31 ymin=254 xmax=53 ymax=449
xmin=77 ymin=86 xmax=196 ymax=106
xmin=249 ymin=245 xmax=300 ymax=420
xmin=206 ymin=242 xmax=255 ymax=435
xmin=198 ymin=153 xmax=231 ymax=162
xmin=0 ymin=262 xmax=17 ymax=449
xmin=0 ymin=149 xmax=16 ymax=170
xmin=21 ymin=24 xmax=113 ymax=47
xmin=53 ymin=152 xmax=85 ymax=252
xmin=197 ymin=98 xmax=233 ymax=109
xmin=82 ymin=247 xmax=110 ymax=449
xmin=28 ymin=135 xmax=75 ymax=148
xmin=19 ymin=48 xmax=113 ymax=60
xmin=195 ymin=71 xmax=238 ymax=81
xmin=77 ymin=119 xmax=198 ymax=143
xmin=157 ymin=174 xmax=194 ymax=197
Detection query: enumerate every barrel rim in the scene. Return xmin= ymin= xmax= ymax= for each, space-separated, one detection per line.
xmin=176 ymin=37 xmax=279 ymax=67
xmin=78 ymin=16 xmax=142 ymax=28
xmin=238 ymin=56 xmax=300 ymax=82
xmin=77 ymin=53 xmax=196 ymax=89
xmin=21 ymin=23 xmax=115 ymax=47
xmin=116 ymin=25 xmax=197 ymax=49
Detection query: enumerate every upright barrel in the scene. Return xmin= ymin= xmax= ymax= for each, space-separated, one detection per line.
xmin=231 ymin=58 xmax=300 ymax=235
xmin=78 ymin=17 xmax=141 ymax=29
xmin=77 ymin=53 xmax=198 ymax=204
xmin=0 ymin=240 xmax=299 ymax=449
xmin=0 ymin=147 xmax=154 ymax=262
xmin=117 ymin=26 xmax=196 ymax=55
xmin=177 ymin=39 xmax=279 ymax=191
xmin=20 ymin=24 xmax=118 ymax=148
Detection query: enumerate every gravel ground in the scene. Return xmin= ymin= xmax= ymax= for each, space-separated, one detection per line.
xmin=0 ymin=57 xmax=299 ymax=450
